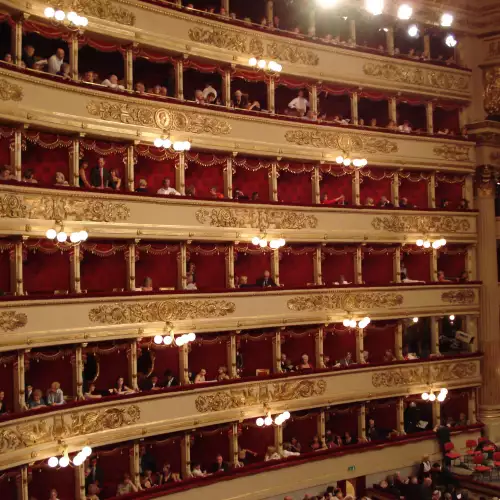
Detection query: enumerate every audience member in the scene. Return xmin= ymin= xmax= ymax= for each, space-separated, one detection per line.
xmin=310 ymin=435 xmax=326 ymax=451
xmin=184 ymin=273 xmax=198 ymax=290
xmin=0 ymin=165 xmax=15 ymax=180
xmin=217 ymin=366 xmax=230 ymax=381
xmin=116 ymin=473 xmax=138 ymax=496
xmin=202 ymin=82 xmax=217 ymax=100
xmin=211 ymin=453 xmax=230 ymax=473
xmin=46 ymin=381 xmax=65 ymax=405
xmin=163 ymin=369 xmax=179 ymax=387
xmin=28 ymin=389 xmax=46 ymax=409
xmin=288 ymin=90 xmax=309 ymax=116
xmin=87 ymin=483 xmax=100 ymax=500
xmin=22 ymin=45 xmax=36 ymax=69
xmin=140 ymin=445 xmax=157 ymax=474
xmin=110 ymin=377 xmax=135 ymax=395
xmin=191 ymin=463 xmax=206 ymax=477
xmin=383 ymin=349 xmax=396 ymax=362
xmin=54 ymin=171 xmax=69 ymax=186
xmin=86 ymin=456 xmax=104 ymax=491
xmin=102 ymin=74 xmax=125 ymax=90
xmin=0 ymin=390 xmax=8 ymax=414
xmin=378 ymin=195 xmax=393 ymax=208
xmin=57 ymin=62 xmax=70 ymax=79
xmin=135 ymin=178 xmax=148 ymax=192
xmin=194 ymin=368 xmax=207 ymax=383
xmin=109 ymin=169 xmax=122 ymax=190
xmin=84 ymin=383 xmax=102 ymax=400
xmin=49 ymin=488 xmax=60 ymax=500
xmin=296 ymin=353 xmax=313 ymax=370
xmin=282 ymin=442 xmax=301 ymax=457
xmin=232 ymin=90 xmax=260 ymax=111
xmin=264 ymin=445 xmax=281 ymax=461
xmin=256 ymin=270 xmax=277 ymax=287
xmin=398 ymin=120 xmax=412 ymax=133
xmin=48 ymin=48 xmax=65 ymax=75
xmin=210 ymin=186 xmax=224 ymax=199
xmin=79 ymin=160 xmax=92 ymax=188
xmin=157 ymin=178 xmax=180 ymax=196
xmin=90 ymin=158 xmax=110 ymax=189
xmin=22 ymin=169 xmax=37 ymax=184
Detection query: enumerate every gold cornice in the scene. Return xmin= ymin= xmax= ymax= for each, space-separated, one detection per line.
xmin=441 ymin=289 xmax=476 ymax=304
xmin=371 ymin=215 xmax=471 ymax=233
xmin=0 ymin=311 xmax=27 ymax=332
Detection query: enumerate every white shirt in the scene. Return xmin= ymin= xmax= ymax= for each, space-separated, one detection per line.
xmin=282 ymin=450 xmax=300 ymax=457
xmin=202 ymin=86 xmax=217 ymax=99
xmin=288 ymin=97 xmax=309 ymax=113
xmin=157 ymin=187 xmax=180 ymax=196
xmin=47 ymin=55 xmax=63 ymax=74
xmin=185 ymin=283 xmax=198 ymax=290
xmin=191 ymin=468 xmax=204 ymax=477
xmin=398 ymin=124 xmax=412 ymax=133
xmin=102 ymin=79 xmax=125 ymax=91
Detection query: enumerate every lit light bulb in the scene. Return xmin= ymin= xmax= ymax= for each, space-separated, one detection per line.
xmin=358 ymin=319 xmax=368 ymax=329
xmin=173 ymin=141 xmax=183 ymax=151
xmin=349 ymin=319 xmax=357 ymax=328
xmin=259 ymin=239 xmax=268 ymax=248
xmin=413 ymin=317 xmax=419 ymax=323
xmin=256 ymin=417 xmax=264 ymax=426
xmin=336 ymin=156 xmax=344 ymax=164
xmin=440 ymin=238 xmax=446 ymax=246
xmin=54 ymin=9 xmax=65 ymax=21
xmin=59 ymin=455 xmax=70 ymax=467
xmin=251 ymin=237 xmax=260 ymax=245
xmin=275 ymin=63 xmax=282 ymax=72
xmin=441 ymin=388 xmax=448 ymax=394
xmin=73 ymin=454 xmax=84 ymax=466
xmin=269 ymin=240 xmax=279 ymax=249
xmin=432 ymin=240 xmax=440 ymax=249
xmin=449 ymin=315 xmax=455 ymax=321
xmin=154 ymin=335 xmax=163 ymax=345
xmin=164 ymin=335 xmax=173 ymax=346
xmin=187 ymin=332 xmax=196 ymax=342
xmin=416 ymin=239 xmax=424 ymax=247
xmin=445 ymin=34 xmax=457 ymax=48
xmin=343 ymin=319 xmax=350 ymax=327
xmin=70 ymin=232 xmax=81 ymax=243
xmin=365 ymin=0 xmax=384 ymax=16
xmin=67 ymin=11 xmax=78 ymax=22
xmin=274 ymin=415 xmax=283 ymax=425
xmin=174 ymin=336 xmax=184 ymax=346
xmin=81 ymin=17 xmax=89 ymax=27
xmin=264 ymin=416 xmax=273 ymax=426
xmin=162 ymin=139 xmax=172 ymax=149
xmin=278 ymin=238 xmax=285 ymax=247
xmin=44 ymin=7 xmax=55 ymax=17
xmin=428 ymin=393 xmax=436 ymax=402
xmin=421 ymin=392 xmax=429 ymax=400
xmin=56 ymin=231 xmax=67 ymax=242
xmin=343 ymin=158 xmax=351 ymax=167
xmin=267 ymin=61 xmax=276 ymax=71
xmin=257 ymin=59 xmax=267 ymax=69
xmin=423 ymin=240 xmax=431 ymax=248
xmin=46 ymin=228 xmax=57 ymax=239
xmin=183 ymin=141 xmax=191 ymax=151
xmin=360 ymin=159 xmax=368 ymax=167
xmin=154 ymin=138 xmax=163 ymax=147
xmin=79 ymin=230 xmax=89 ymax=241
xmin=437 ymin=392 xmax=446 ymax=402
xmin=352 ymin=159 xmax=362 ymax=168
xmin=363 ymin=317 xmax=370 ymax=325
xmin=440 ymin=13 xmax=453 ymax=27
xmin=283 ymin=411 xmax=290 ymax=419
xmin=397 ymin=4 xmax=412 ymax=20
xmin=408 ymin=24 xmax=419 ymax=38
xmin=249 ymin=57 xmax=257 ymax=66
xmin=48 ymin=456 xmax=59 ymax=467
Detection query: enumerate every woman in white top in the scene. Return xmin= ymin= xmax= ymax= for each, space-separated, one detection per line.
xmin=264 ymin=446 xmax=281 ymax=461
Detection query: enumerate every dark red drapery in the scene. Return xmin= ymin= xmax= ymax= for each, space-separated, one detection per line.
xmin=86 ymin=344 xmax=130 ymax=392
xmin=0 ymin=471 xmax=17 ymax=499
xmin=319 ymin=167 xmax=354 ymax=204
xmin=185 ymin=162 xmax=225 ymax=198
xmin=441 ymin=391 xmax=469 ymax=422
xmin=399 ymin=172 xmax=429 ymax=208
xmin=279 ymin=246 xmax=315 ymax=288
xmin=190 ymin=426 xmax=230 ymax=471
xmin=363 ymin=323 xmax=396 ymax=364
xmin=281 ymin=328 xmax=317 ymax=368
xmin=80 ymin=243 xmax=127 ymax=292
xmin=23 ymin=249 xmax=71 ymax=294
xmin=319 ymin=94 xmax=351 ymax=121
xmin=188 ymin=334 xmax=229 ymax=381
xmin=283 ymin=412 xmax=319 ymax=452
xmin=95 ymin=445 xmax=132 ymax=498
xmin=402 ymin=247 xmax=431 ymax=282
xmin=435 ymin=175 xmax=464 ymax=209
xmin=396 ymin=102 xmax=426 ymax=131
xmin=0 ymin=248 xmax=11 ymax=293
xmin=434 ymin=107 xmax=460 ymax=133
xmin=29 ymin=465 xmax=75 ymax=500
xmin=0 ymin=355 xmax=15 ymax=414
xmin=239 ymin=422 xmax=274 ymax=458
xmin=238 ymin=331 xmax=275 ymax=377
xmin=146 ymin=437 xmax=182 ymax=476
xmin=321 ymin=246 xmax=356 ymax=285
xmin=437 ymin=247 xmax=466 ymax=279
xmin=360 ymin=170 xmax=393 ymax=205
xmin=358 ymin=97 xmax=389 ymax=126
xmin=277 ymin=168 xmax=313 ymax=204
xmin=234 ymin=249 xmax=272 ymax=285
xmin=187 ymin=244 xmax=227 ymax=290
xmin=140 ymin=344 xmax=180 ymax=381
xmin=323 ymin=326 xmax=356 ymax=363
xmin=134 ymin=148 xmax=177 ymax=194
xmin=232 ymin=160 xmax=270 ymax=202
xmin=366 ymin=400 xmax=397 ymax=433
xmin=326 ymin=406 xmax=359 ymax=437
xmin=136 ymin=244 xmax=179 ymax=289
xmin=362 ymin=247 xmax=395 ymax=285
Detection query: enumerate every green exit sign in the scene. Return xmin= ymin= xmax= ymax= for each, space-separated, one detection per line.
xmin=348 ymin=465 xmax=356 ymax=472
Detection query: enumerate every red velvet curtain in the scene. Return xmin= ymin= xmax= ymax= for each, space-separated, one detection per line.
xmin=281 ymin=328 xmax=317 ymax=368
xmin=321 ymin=246 xmax=356 ymax=285
xmin=283 ymin=412 xmax=319 ymax=451
xmin=95 ymin=445 xmax=132 ymax=498
xmin=0 ymin=471 xmax=17 ymax=499
xmin=239 ymin=422 xmax=274 ymax=459
xmin=396 ymin=102 xmax=426 ymax=131
xmin=435 ymin=175 xmax=464 ymax=209
xmin=401 ymin=247 xmax=431 ymax=282
xmin=185 ymin=162 xmax=225 ymax=199
xmin=80 ymin=243 xmax=127 ymax=292
xmin=0 ymin=248 xmax=11 ymax=293
xmin=0 ymin=129 xmax=11 ymax=167
xmin=441 ymin=391 xmax=469 ymax=422
xmin=86 ymin=344 xmax=130 ymax=392
xmin=80 ymin=141 xmax=127 ymax=188
xmin=187 ymin=244 xmax=227 ymax=290
xmin=360 ymin=171 xmax=393 ymax=205
xmin=279 ymin=246 xmax=315 ymax=287
xmin=363 ymin=323 xmax=396 ymax=363
xmin=232 ymin=160 xmax=270 ymax=202
xmin=238 ymin=331 xmax=275 ymax=377
xmin=133 ymin=57 xmax=174 ymax=91
xmin=358 ymin=97 xmax=389 ymax=126
xmin=319 ymin=168 xmax=353 ymax=204
xmin=142 ymin=345 xmax=180 ymax=381
xmin=319 ymin=94 xmax=351 ymax=121
xmin=277 ymin=169 xmax=313 ymax=204
xmin=190 ymin=426 xmax=230 ymax=471
xmin=134 ymin=149 xmax=177 ymax=194
xmin=29 ymin=465 xmax=75 ymax=500
xmin=362 ymin=247 xmax=395 ymax=285
xmin=188 ymin=334 xmax=229 ymax=381
xmin=146 ymin=436 xmax=182 ymax=475
xmin=366 ymin=400 xmax=397 ymax=433
xmin=23 ymin=249 xmax=71 ymax=294
xmin=399 ymin=173 xmax=429 ymax=208
xmin=326 ymin=406 xmax=359 ymax=437
xmin=136 ymin=244 xmax=179 ymax=289
xmin=437 ymin=247 xmax=466 ymax=279
xmin=0 ymin=356 xmax=14 ymax=414
xmin=323 ymin=326 xmax=356 ymax=363
xmin=434 ymin=107 xmax=460 ymax=133
xmin=79 ymin=44 xmax=124 ymax=81
xmin=234 ymin=249 xmax=272 ymax=285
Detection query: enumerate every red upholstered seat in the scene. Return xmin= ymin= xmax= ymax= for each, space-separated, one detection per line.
xmin=444 ymin=442 xmax=461 ymax=460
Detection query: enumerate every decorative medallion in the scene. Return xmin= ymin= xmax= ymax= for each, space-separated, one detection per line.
xmin=72 ymin=0 xmax=135 ymax=25
xmin=287 ymin=292 xmax=403 ymax=312
xmin=433 ymin=144 xmax=471 ymax=162
xmin=87 ymin=101 xmax=232 ymax=135
xmin=89 ymin=299 xmax=236 ymax=325
xmin=0 ymin=405 xmax=140 ymax=453
xmin=0 ymin=311 xmax=28 ymax=332
xmin=0 ymin=194 xmax=28 ymax=218
xmin=0 ymin=79 xmax=23 ymax=101
xmin=441 ymin=289 xmax=476 ymax=305
xmin=195 ymin=379 xmax=326 ymax=412
xmin=284 ymin=130 xmax=398 ymax=154
xmin=371 ymin=215 xmax=471 ymax=233
xmin=195 ymin=207 xmax=318 ymax=230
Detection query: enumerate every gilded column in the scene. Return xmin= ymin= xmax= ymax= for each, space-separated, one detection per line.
xmin=126 ymin=241 xmax=136 ymax=291
xmin=465 ymin=315 xmax=478 ymax=352
xmin=430 ymin=317 xmax=440 ymax=355
xmin=274 ymin=424 xmax=283 ymax=454
xmin=423 ymin=34 xmax=431 ymax=59
xmin=19 ymin=466 xmax=29 ymax=500
xmin=221 ymin=0 xmax=229 ymax=15
xmin=11 ymin=15 xmax=24 ymax=67
xmin=13 ymin=350 xmax=26 ymax=412
xmin=395 ymin=321 xmax=403 ymax=360
xmin=355 ymin=327 xmax=364 ymax=363
xmin=468 ymin=389 xmax=477 ymax=424
xmin=69 ymin=32 xmax=79 ymax=82
xmin=388 ymin=97 xmax=397 ymax=123
xmin=396 ymin=397 xmax=405 ymax=435
xmin=70 ymin=244 xmax=81 ymax=294
xmin=181 ymin=433 xmax=191 ymax=478
xmin=317 ymin=410 xmax=326 ymax=444
xmin=464 ymin=174 xmax=474 ymax=209
xmin=426 ymin=102 xmax=434 ymax=135
xmin=313 ymin=245 xmax=322 ymax=285
xmin=175 ymin=58 xmax=184 ymax=100
xmin=73 ymin=345 xmax=84 ymax=400
xmin=176 ymin=152 xmax=186 ymax=195
xmin=392 ymin=172 xmax=399 ymax=207
xmin=348 ymin=19 xmax=356 ymax=44
xmin=229 ymin=422 xmax=239 ymax=466
xmin=69 ymin=138 xmax=80 ymax=187
xmin=75 ymin=463 xmax=86 ymax=500
xmin=224 ymin=156 xmax=233 ymax=198
xmin=358 ymin=404 xmax=366 ymax=440
xmin=179 ymin=344 xmax=189 ymax=384
xmin=353 ymin=169 xmax=360 ymax=205
xmin=222 ymin=68 xmax=231 ymax=108
xmin=466 ymin=244 xmax=476 ymax=280
xmin=350 ymin=92 xmax=359 ymax=126
xmin=271 ymin=248 xmax=280 ymax=285
xmin=310 ymin=85 xmax=318 ymax=114
xmin=428 ymin=172 xmax=436 ymax=208
xmin=270 ymin=162 xmax=278 ymax=201
xmin=267 ymin=76 xmax=276 ymax=114
xmin=386 ymin=27 xmax=395 ymax=56
xmin=272 ymin=329 xmax=281 ymax=374
xmin=131 ymin=441 xmax=141 ymax=488
xmin=312 ymin=165 xmax=321 ymax=204
xmin=129 ymin=340 xmax=139 ymax=391
xmin=226 ymin=243 xmax=235 ymax=289
xmin=355 ymin=246 xmax=362 ymax=284
xmin=227 ymin=334 xmax=237 ymax=378
xmin=126 ymin=144 xmax=135 ymax=192
xmin=432 ymin=399 xmax=441 ymax=427
xmin=13 ymin=240 xmax=23 ymax=296
xmin=179 ymin=242 xmax=187 ymax=290
xmin=11 ymin=128 xmax=22 ymax=182
xmin=124 ymin=45 xmax=134 ymax=91
xmin=394 ymin=245 xmax=401 ymax=283
xmin=431 ymin=248 xmax=438 ymax=281
xmin=476 ymin=167 xmax=500 ymax=439
xmin=266 ymin=0 xmax=273 ymax=27
xmin=315 ymin=327 xmax=324 ymax=369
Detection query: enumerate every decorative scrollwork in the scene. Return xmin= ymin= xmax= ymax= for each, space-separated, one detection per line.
xmin=188 ymin=27 xmax=248 ymax=52
xmin=433 ymin=144 xmax=471 ymax=162
xmin=89 ymin=299 xmax=236 ymax=325
xmin=72 ymin=0 xmax=135 ymax=25
xmin=441 ymin=289 xmax=476 ymax=305
xmin=0 ymin=194 xmax=28 ymax=218
xmin=371 ymin=215 xmax=471 ymax=233
xmin=484 ymin=66 xmax=500 ymax=116
xmin=287 ymin=292 xmax=403 ymax=312
xmin=195 ymin=207 xmax=318 ymax=230
xmin=195 ymin=379 xmax=326 ymax=412
xmin=0 ymin=311 xmax=28 ymax=332
xmin=0 ymin=79 xmax=23 ymax=101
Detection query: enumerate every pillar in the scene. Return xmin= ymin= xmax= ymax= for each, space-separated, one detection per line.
xmin=223 ymin=156 xmax=233 ymax=198
xmin=396 ymin=397 xmax=405 ymax=434
xmin=270 ymin=162 xmax=278 ymax=201
xmin=272 ymin=330 xmax=281 ymax=374
xmin=317 ymin=410 xmax=326 ymax=444
xmin=466 ymin=244 xmax=476 ymax=280
xmin=353 ymin=169 xmax=361 ymax=206
xmin=13 ymin=240 xmax=23 ymax=295
xmin=271 ymin=248 xmax=280 ymax=285
xmin=465 ymin=315 xmax=478 ymax=352
xmin=426 ymin=101 xmax=434 ymax=135
xmin=424 ymin=34 xmax=431 ymax=59
xmin=226 ymin=243 xmax=235 ymax=289
xmin=126 ymin=241 xmax=136 ymax=291
xmin=476 ymin=167 xmax=500 ymax=440
xmin=459 ymin=106 xmax=468 ymax=131
xmin=9 ymin=246 xmax=15 ymax=294
xmin=350 ymin=92 xmax=359 ymax=126
xmin=221 ymin=0 xmax=229 ymax=15
xmin=428 ymin=172 xmax=436 ymax=208
xmin=176 ymin=152 xmax=186 ymax=195
xmin=266 ymin=0 xmax=273 ymax=26
xmin=313 ymin=245 xmax=322 ymax=285
xmin=13 ymin=350 xmax=26 ymax=412
xmin=131 ymin=441 xmax=141 ymax=488
xmin=229 ymin=422 xmax=239 ymax=466
xmin=386 ymin=27 xmax=395 ymax=56
xmin=126 ymin=144 xmax=135 ymax=192
xmin=432 ymin=399 xmax=441 ymax=427
xmin=11 ymin=15 xmax=23 ymax=67
xmin=395 ymin=321 xmax=403 ymax=360
xmin=175 ymin=58 xmax=184 ymax=100
xmin=18 ymin=466 xmax=29 ymax=500
xmin=267 ymin=77 xmax=276 ymax=114
xmin=431 ymin=248 xmax=438 ymax=281
xmin=394 ymin=245 xmax=401 ymax=283
xmin=312 ymin=165 xmax=321 ymax=205
xmin=69 ymin=138 xmax=80 ymax=187
xmin=70 ymin=244 xmax=81 ymax=293
xmin=129 ymin=340 xmax=139 ymax=391
xmin=391 ymin=172 xmax=399 ymax=207
xmin=227 ymin=334 xmax=237 ymax=378
xmin=355 ymin=327 xmax=364 ymax=363
xmin=468 ymin=389 xmax=477 ymax=425
xmin=464 ymin=174 xmax=474 ymax=208
xmin=430 ymin=317 xmax=440 ymax=355
xmin=11 ymin=128 xmax=22 ymax=182
xmin=179 ymin=344 xmax=189 ymax=384
xmin=348 ymin=19 xmax=356 ymax=44
xmin=308 ymin=3 xmax=315 ymax=36
xmin=315 ymin=327 xmax=324 ymax=369
xmin=69 ymin=33 xmax=79 ymax=82
xmin=73 ymin=345 xmax=84 ymax=400
xmin=355 ymin=246 xmax=362 ymax=284
xmin=179 ymin=242 xmax=187 ymax=290
xmin=124 ymin=46 xmax=134 ymax=91
xmin=75 ymin=463 xmax=86 ymax=500
xmin=389 ymin=97 xmax=397 ymax=123
xmin=358 ymin=404 xmax=366 ymax=440
xmin=181 ymin=433 xmax=191 ymax=478
xmin=222 ymin=68 xmax=231 ymax=108
xmin=310 ymin=85 xmax=318 ymax=115
xmin=274 ymin=424 xmax=283 ymax=454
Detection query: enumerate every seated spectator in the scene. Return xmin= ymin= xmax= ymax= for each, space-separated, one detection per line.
xmin=90 ymin=158 xmax=110 ymax=189
xmin=149 ymin=84 xmax=162 ymax=96
xmin=232 ymin=90 xmax=260 ymax=111
xmin=205 ymin=92 xmax=219 ymax=105
xmin=109 ymin=169 xmax=122 ymax=190
xmin=340 ymin=351 xmax=354 ymax=366
xmin=57 ymin=62 xmax=70 ymax=79
xmin=49 ymin=489 xmax=60 ymax=500
xmin=116 ymin=473 xmax=138 ymax=496
xmin=191 ymin=463 xmax=206 ymax=477
xmin=141 ymin=276 xmax=153 ymax=292
xmin=84 ymin=383 xmax=102 ymax=400
xmin=102 ymin=74 xmax=125 ymax=90
xmin=296 ymin=353 xmax=313 ymax=370
xmin=48 ymin=48 xmax=65 ymax=74
xmin=457 ymin=198 xmax=469 ymax=210
xmin=290 ymin=437 xmax=301 ymax=453
xmin=79 ymin=160 xmax=91 ymax=188
xmin=256 ymin=270 xmax=277 ymax=287
xmin=370 ymin=118 xmax=377 ymax=127
xmin=159 ymin=86 xmax=168 ymax=97
xmin=387 ymin=120 xmax=397 ymax=130
xmin=456 ymin=412 xmax=469 ymax=426
xmin=163 ymin=369 xmax=179 ymax=387
xmin=282 ymin=442 xmax=301 ymax=457
xmin=210 ymin=186 xmax=224 ymax=199
xmin=217 ymin=366 xmax=230 ymax=381
xmin=54 ymin=172 xmax=69 ymax=186
xmin=384 ymin=349 xmax=396 ymax=362
xmin=321 ymin=193 xmax=335 ymax=205
xmin=47 ymin=381 xmax=65 ymax=405
xmin=437 ymin=128 xmax=450 ymax=135
xmin=28 ymin=389 xmax=46 ymax=409
xmin=3 ymin=53 xmax=12 ymax=63
xmin=343 ymin=431 xmax=355 ymax=445
xmin=440 ymin=199 xmax=450 ymax=209
xmin=310 ymin=435 xmax=326 ymax=451
xmin=211 ymin=454 xmax=230 ymax=473
xmin=184 ymin=273 xmax=197 ymax=290
xmin=399 ymin=197 xmax=413 ymax=208
xmin=364 ymin=197 xmax=374 ymax=207
xmin=87 ymin=484 xmax=100 ymax=500
xmin=264 ymin=445 xmax=281 ymax=461
xmin=194 ymin=89 xmax=205 ymax=104
xmin=398 ymin=120 xmax=412 ymax=133
xmin=144 ymin=374 xmax=162 ymax=391
xmin=135 ymin=178 xmax=148 ymax=193
xmin=236 ymin=447 xmax=257 ymax=467
xmin=437 ymin=270 xmax=452 ymax=283
xmin=304 ymin=110 xmax=318 ymax=121
xmin=22 ymin=169 xmax=37 ymax=184
xmin=159 ymin=463 xmax=174 ymax=484
xmin=333 ymin=115 xmax=349 ymax=125
xmin=378 ymin=195 xmax=393 ymax=208
xmin=110 ymin=376 xmax=135 ymax=395
xmin=328 ymin=435 xmax=343 ymax=448
xmin=234 ymin=188 xmax=248 ymax=200
xmin=237 ymin=275 xmax=250 ymax=288
xmin=194 ymin=368 xmax=207 ymax=383
xmin=251 ymin=191 xmax=259 ymax=201
xmin=457 ymin=270 xmax=468 ymax=283
xmin=322 ymin=354 xmax=331 ymax=368
xmin=82 ymin=71 xmax=96 ymax=83
xmin=360 ymin=350 xmax=370 ymax=364
xmin=358 ymin=118 xmax=365 ymax=126
xmin=461 ymin=127 xmax=468 ymax=138
xmin=22 ymin=45 xmax=37 ymax=69
xmin=0 ymin=390 xmax=8 ymax=414
xmin=288 ymin=90 xmax=309 ymax=116
xmin=185 ymin=185 xmax=196 ymax=197
xmin=141 ymin=470 xmax=157 ymax=489
xmin=157 ymin=177 xmax=180 ymax=196
xmin=335 ymin=194 xmax=348 ymax=206
xmin=0 ymin=165 xmax=15 ymax=180
xmin=135 ymin=82 xmax=146 ymax=94
xmin=203 ymin=82 xmax=218 ymax=100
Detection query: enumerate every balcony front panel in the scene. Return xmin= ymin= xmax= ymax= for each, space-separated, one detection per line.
xmin=0 ymin=68 xmax=476 ymax=170
xmin=0 ymin=284 xmax=480 ymax=350
xmin=5 ymin=0 xmax=473 ymax=102
xmin=0 ymin=184 xmax=478 ymax=243
xmin=0 ymin=356 xmax=481 ymax=470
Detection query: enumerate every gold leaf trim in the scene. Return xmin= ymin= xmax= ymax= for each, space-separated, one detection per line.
xmin=0 ymin=79 xmax=23 ymax=101
xmin=433 ymin=144 xmax=471 ymax=162
xmin=287 ymin=292 xmax=403 ymax=312
xmin=0 ymin=311 xmax=28 ymax=332
xmin=284 ymin=129 xmax=398 ymax=154
xmin=89 ymin=299 xmax=236 ymax=324
xmin=441 ymin=289 xmax=476 ymax=305
xmin=195 ymin=379 xmax=327 ymax=412
xmin=72 ymin=0 xmax=135 ymax=25
xmin=371 ymin=215 xmax=471 ymax=233
xmin=195 ymin=207 xmax=318 ymax=230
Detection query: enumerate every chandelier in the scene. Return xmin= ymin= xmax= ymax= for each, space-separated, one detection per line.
xmin=153 ymin=322 xmax=196 ymax=346
xmin=422 ymin=388 xmax=448 ymax=402
xmin=44 ymin=7 xmax=88 ymax=26
xmin=336 ymin=155 xmax=367 ymax=169
xmin=251 ymin=236 xmax=285 ymax=249
xmin=248 ymin=58 xmax=282 ymax=73
xmin=46 ymin=224 xmax=88 ymax=244
xmin=416 ymin=238 xmax=446 ymax=249
xmin=48 ymin=446 xmax=92 ymax=468
xmin=256 ymin=410 xmax=290 ymax=427
xmin=342 ymin=317 xmax=371 ymax=328
xmin=153 ymin=138 xmax=191 ymax=152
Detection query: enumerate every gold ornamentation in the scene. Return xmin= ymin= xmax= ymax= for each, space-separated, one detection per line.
xmin=0 ymin=79 xmax=23 ymax=101
xmin=372 ymin=362 xmax=477 ymax=388
xmin=284 ymin=130 xmax=398 ymax=154
xmin=72 ymin=0 xmax=135 ymax=25
xmin=484 ymin=66 xmax=500 ymax=116
xmin=87 ymin=101 xmax=232 ymax=135
xmin=433 ymin=144 xmax=471 ymax=162
xmin=371 ymin=215 xmax=470 ymax=233
xmin=441 ymin=289 xmax=476 ymax=305
xmin=89 ymin=299 xmax=236 ymax=325
xmin=195 ymin=207 xmax=318 ymax=230
xmin=0 ymin=193 xmax=130 ymax=222
xmin=287 ymin=292 xmax=403 ymax=312
xmin=195 ymin=379 xmax=326 ymax=412
xmin=188 ymin=27 xmax=318 ymax=66
xmin=0 ymin=311 xmax=28 ymax=332
xmin=427 ymin=71 xmax=469 ymax=91
xmin=476 ymin=165 xmax=495 ymax=197
xmin=0 ymin=405 xmax=140 ymax=453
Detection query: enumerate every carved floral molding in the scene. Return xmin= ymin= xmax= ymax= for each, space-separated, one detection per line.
xmin=0 ymin=79 xmax=23 ymax=101
xmin=371 ymin=215 xmax=471 ymax=233
xmin=0 ymin=405 xmax=140 ymax=454
xmin=441 ymin=289 xmax=476 ymax=305
xmin=433 ymin=144 xmax=471 ymax=162
xmin=195 ymin=207 xmax=318 ymax=230
xmin=89 ymin=299 xmax=236 ymax=325
xmin=287 ymin=292 xmax=403 ymax=312
xmin=195 ymin=379 xmax=327 ymax=412
xmin=0 ymin=312 xmax=27 ymax=332
xmin=72 ymin=0 xmax=135 ymax=25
